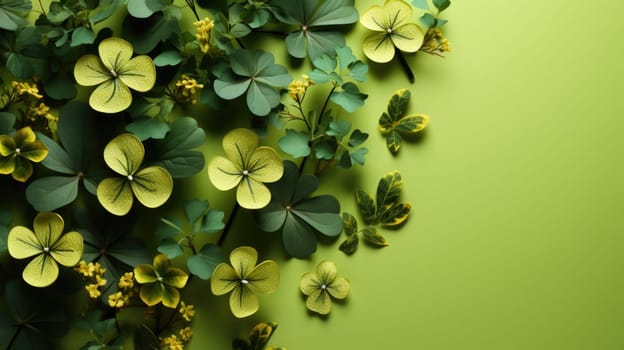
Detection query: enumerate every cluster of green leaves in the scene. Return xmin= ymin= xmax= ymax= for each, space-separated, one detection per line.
xmin=233 ymin=322 xmax=286 ymax=350
xmin=340 ymin=171 xmax=411 ymax=254
xmin=74 ymin=309 xmax=123 ymax=350
xmin=379 ymin=89 xmax=429 ymax=154
xmin=411 ymin=0 xmax=452 ymax=29
xmin=0 ymin=209 xmax=12 ymax=255
xmin=156 ymin=199 xmax=226 ymax=280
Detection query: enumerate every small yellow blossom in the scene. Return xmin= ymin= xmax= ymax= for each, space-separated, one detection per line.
xmin=287 ymin=75 xmax=312 ymax=102
xmin=174 ymin=75 xmax=204 ymax=104
xmin=11 ymin=81 xmax=43 ymax=99
xmin=119 ymin=271 xmax=135 ymax=289
xmin=161 ymin=335 xmax=184 ymax=350
xmin=194 ymin=17 xmax=215 ymax=53
xmin=85 ymin=284 xmax=101 ymax=299
xmin=95 ymin=274 xmax=107 ymax=287
xmin=179 ymin=327 xmax=193 ymax=342
xmin=108 ymin=291 xmax=129 ymax=308
xmin=75 ymin=260 xmax=96 ymax=277
xmin=421 ymin=28 xmax=452 ymax=55
xmin=179 ymin=301 xmax=196 ymax=322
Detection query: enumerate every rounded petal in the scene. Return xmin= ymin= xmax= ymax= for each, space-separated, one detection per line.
xmin=236 ymin=177 xmax=271 ymax=209
xmin=19 ymin=140 xmax=48 ymax=163
xmin=0 ymin=156 xmax=15 ymax=174
xmin=223 ymin=128 xmax=259 ymax=169
xmin=139 ymin=282 xmax=164 ymax=306
xmin=50 ymin=231 xmax=83 ymax=266
xmin=96 ymin=177 xmax=134 ymax=216
xmin=118 ymin=55 xmax=156 ymax=92
xmin=392 ymin=23 xmax=425 ymax=53
xmin=247 ymin=260 xmax=279 ymax=294
xmin=11 ymin=157 xmax=33 ymax=182
xmin=134 ymin=264 xmax=158 ymax=284
xmin=359 ymin=5 xmax=386 ymax=31
xmin=208 ymin=156 xmax=242 ymax=191
xmin=22 ymin=254 xmax=59 ymax=288
xmin=103 ymin=133 xmax=144 ymax=176
xmin=131 ymin=166 xmax=173 ymax=208
xmin=305 ymin=289 xmax=332 ymax=315
xmin=211 ymin=263 xmax=240 ymax=295
xmin=89 ymin=79 xmax=132 ymax=114
xmin=384 ymin=0 xmax=413 ymax=28
xmin=73 ymin=54 xmax=112 ymax=86
xmin=229 ymin=246 xmax=258 ymax=277
xmin=8 ymin=226 xmax=42 ymax=259
xmin=327 ymin=276 xmax=350 ymax=300
xmin=162 ymin=267 xmax=189 ymax=289
xmin=13 ymin=127 xmax=37 ymax=147
xmin=363 ymin=32 xmax=396 ymax=63
xmin=152 ymin=253 xmax=170 ymax=273
xmin=0 ymin=134 xmax=16 ymax=156
xmin=33 ymin=212 xmax=65 ymax=248
xmin=248 ymin=147 xmax=284 ymax=183
xmin=229 ymin=285 xmax=259 ymax=318
xmin=98 ymin=37 xmax=133 ymax=72
xmin=300 ymin=272 xmax=321 ymax=296
xmin=161 ymin=284 xmax=181 ymax=308
xmin=316 ymin=260 xmax=338 ymax=284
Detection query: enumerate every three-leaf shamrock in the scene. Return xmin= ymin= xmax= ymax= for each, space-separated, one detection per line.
xmin=360 ymin=0 xmax=425 ymax=63
xmin=7 ymin=212 xmax=84 ymax=287
xmin=211 ymin=246 xmax=279 ymax=318
xmin=257 ymin=160 xmax=342 ymax=258
xmin=134 ymin=254 xmax=189 ymax=308
xmin=0 ymin=126 xmax=48 ymax=182
xmin=300 ymin=260 xmax=350 ymax=315
xmin=379 ymin=88 xmax=429 ymax=154
xmin=96 ymin=133 xmax=173 ymax=216
xmin=213 ymin=49 xmax=291 ymax=116
xmin=208 ymin=128 xmax=284 ymax=209
xmin=272 ymin=0 xmax=359 ymax=60
xmin=74 ymin=37 xmax=156 ymax=113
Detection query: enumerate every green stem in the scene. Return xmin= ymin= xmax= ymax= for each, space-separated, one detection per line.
xmin=154 ymin=304 xmax=161 ymax=337
xmin=38 ymin=0 xmax=46 ymax=16
xmin=185 ymin=0 xmax=200 ymax=21
xmin=7 ymin=326 xmax=21 ymax=350
xmin=217 ymin=202 xmax=240 ymax=246
xmin=395 ymin=49 xmax=415 ymax=83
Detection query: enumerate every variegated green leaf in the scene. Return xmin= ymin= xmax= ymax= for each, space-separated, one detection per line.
xmin=385 ymin=130 xmax=402 ymax=154
xmin=376 ymin=171 xmax=403 ymax=212
xmin=339 ymin=235 xmax=359 ymax=255
xmin=361 ymin=227 xmax=389 ymax=246
xmin=380 ymin=202 xmax=412 ymax=227
xmin=342 ymin=212 xmax=358 ymax=235
xmin=355 ymin=190 xmax=376 ymax=224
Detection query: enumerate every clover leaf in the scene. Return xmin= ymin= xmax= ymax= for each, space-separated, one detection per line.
xmin=356 ymin=170 xmax=411 ymax=227
xmin=0 ymin=112 xmax=16 ymax=135
xmin=257 ymin=160 xmax=342 ymax=258
xmin=300 ymin=261 xmax=350 ymax=315
xmin=74 ymin=37 xmax=156 ymax=113
xmin=134 ymin=254 xmax=189 ymax=308
xmin=7 ymin=212 xmax=84 ymax=287
xmin=211 ymin=246 xmax=279 ymax=318
xmin=214 ymin=49 xmax=291 ymax=116
xmin=0 ymin=126 xmax=48 ymax=182
xmin=26 ymin=102 xmax=101 ymax=211
xmin=379 ymin=88 xmax=429 ymax=154
xmin=96 ymin=133 xmax=173 ymax=216
xmin=233 ymin=322 xmax=286 ymax=350
xmin=272 ymin=0 xmax=358 ymax=60
xmin=360 ymin=0 xmax=425 ymax=63
xmin=338 ymin=212 xmax=389 ymax=255
xmin=0 ymin=0 xmax=31 ymax=31
xmin=208 ymin=128 xmax=283 ymax=209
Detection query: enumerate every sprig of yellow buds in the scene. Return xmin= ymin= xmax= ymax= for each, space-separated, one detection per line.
xmin=288 ymin=74 xmax=313 ymax=102
xmin=11 ymin=81 xmax=43 ymax=99
xmin=76 ymin=261 xmax=108 ymax=299
xmin=174 ymin=75 xmax=204 ymax=105
xmin=420 ymin=28 xmax=452 ymax=56
xmin=194 ymin=17 xmax=215 ymax=54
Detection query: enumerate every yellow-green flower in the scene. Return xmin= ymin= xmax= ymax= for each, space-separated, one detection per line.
xmin=179 ymin=301 xmax=196 ymax=321
xmin=208 ymin=128 xmax=283 ymax=209
xmin=7 ymin=212 xmax=83 ymax=287
xmin=108 ymin=291 xmax=129 ymax=308
xmin=360 ymin=0 xmax=425 ymax=63
xmin=211 ymin=246 xmax=279 ymax=318
xmin=300 ymin=260 xmax=350 ymax=315
xmin=0 ymin=127 xmax=48 ymax=182
xmin=134 ymin=254 xmax=189 ymax=308
xmin=74 ymin=37 xmax=156 ymax=113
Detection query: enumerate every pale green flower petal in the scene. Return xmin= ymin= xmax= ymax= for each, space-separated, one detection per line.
xmin=223 ymin=128 xmax=259 ymax=169
xmin=98 ymin=37 xmax=133 ymax=72
xmin=50 ymin=231 xmax=83 ymax=266
xmin=306 ymin=289 xmax=332 ymax=315
xmin=22 ymin=253 xmax=59 ymax=288
xmin=74 ymin=54 xmax=112 ymax=87
xmin=118 ymin=55 xmax=156 ymax=92
xmin=208 ymin=156 xmax=242 ymax=191
xmin=327 ymin=276 xmax=350 ymax=299
xmin=211 ymin=263 xmax=240 ymax=295
xmin=363 ymin=32 xmax=396 ymax=63
xmin=248 ymin=147 xmax=283 ymax=184
xmin=131 ymin=166 xmax=173 ymax=209
xmin=392 ymin=23 xmax=425 ymax=53
xmin=103 ymin=133 xmax=145 ymax=176
xmin=247 ymin=260 xmax=279 ymax=294
xmin=7 ymin=226 xmax=41 ymax=259
xmin=236 ymin=177 xmax=272 ymax=209
xmin=229 ymin=246 xmax=258 ymax=277
xmin=229 ymin=284 xmax=259 ymax=318
xmin=33 ymin=212 xmax=65 ymax=249
xmin=89 ymin=78 xmax=132 ymax=114
xmin=96 ymin=177 xmax=134 ymax=216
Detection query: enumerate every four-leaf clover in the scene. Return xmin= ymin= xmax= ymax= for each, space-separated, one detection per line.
xmin=74 ymin=37 xmax=156 ymax=113
xmin=360 ymin=0 xmax=425 ymax=63
xmin=134 ymin=253 xmax=189 ymax=308
xmin=96 ymin=133 xmax=173 ymax=216
xmin=300 ymin=260 xmax=350 ymax=315
xmin=208 ymin=128 xmax=283 ymax=210
xmin=211 ymin=246 xmax=279 ymax=318
xmin=7 ymin=212 xmax=84 ymax=287
xmin=0 ymin=126 xmax=48 ymax=182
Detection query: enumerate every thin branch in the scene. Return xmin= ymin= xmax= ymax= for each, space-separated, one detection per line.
xmin=395 ymin=49 xmax=415 ymax=83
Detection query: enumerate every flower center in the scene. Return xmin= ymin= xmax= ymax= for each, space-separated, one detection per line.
xmin=157 ymin=276 xmax=163 ymax=282
xmin=127 ymin=174 xmax=133 ymax=181
xmin=386 ymin=28 xmax=392 ymax=34
xmin=43 ymin=246 xmax=50 ymax=253
xmin=242 ymin=170 xmax=249 ymax=176
xmin=285 ymin=205 xmax=292 ymax=211
xmin=241 ymin=279 xmax=249 ymax=284
xmin=321 ymin=284 xmax=327 ymax=290
xmin=110 ymin=68 xmax=117 ymax=77
xmin=302 ymin=25 xmax=307 ymax=32
xmin=15 ymin=148 xmax=21 ymax=155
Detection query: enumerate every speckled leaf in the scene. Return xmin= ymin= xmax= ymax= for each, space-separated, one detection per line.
xmin=355 ymin=190 xmax=376 ymax=224
xmin=342 ymin=212 xmax=357 ymax=235
xmin=338 ymin=235 xmax=359 ymax=255
xmin=361 ymin=227 xmax=388 ymax=246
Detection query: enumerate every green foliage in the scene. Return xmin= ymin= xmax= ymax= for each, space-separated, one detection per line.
xmin=214 ymin=49 xmax=291 ymax=116
xmin=257 ymin=160 xmax=342 ymax=258
xmin=233 ymin=322 xmax=286 ymax=350
xmin=411 ymin=0 xmax=451 ymax=28
xmin=156 ymin=199 xmax=226 ymax=280
xmin=278 ymin=129 xmax=310 ymax=158
xmin=0 ymin=112 xmax=16 ymax=134
xmin=214 ymin=4 xmax=253 ymax=54
xmin=272 ymin=0 xmax=358 ymax=60
xmin=75 ymin=309 xmax=123 ymax=350
xmin=338 ymin=212 xmax=388 ymax=255
xmin=125 ymin=117 xmax=171 ymax=141
xmin=0 ymin=0 xmax=31 ymax=31
xmin=0 ymin=209 xmax=12 ymax=255
xmin=122 ymin=6 xmax=181 ymax=54
xmin=379 ymin=89 xmax=429 ymax=154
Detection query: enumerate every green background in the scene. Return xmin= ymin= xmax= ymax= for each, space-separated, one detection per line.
xmin=14 ymin=0 xmax=624 ymax=348
xmin=187 ymin=0 xmax=624 ymax=348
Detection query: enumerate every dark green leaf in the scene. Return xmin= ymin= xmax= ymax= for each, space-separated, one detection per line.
xmin=387 ymin=88 xmax=410 ymax=120
xmin=37 ymin=132 xmax=76 ymax=174
xmin=121 ymin=9 xmax=181 ymax=54
xmin=71 ymin=26 xmax=95 ymax=46
xmin=326 ymin=120 xmax=351 ymax=137
xmin=361 ymin=227 xmax=389 ymax=246
xmin=151 ymin=117 xmax=206 ymax=178
xmin=57 ymin=101 xmax=98 ymax=171
xmin=347 ymin=61 xmax=368 ymax=82
xmin=339 ymin=235 xmax=358 ymax=255
xmin=336 ymin=150 xmax=352 ymax=168
xmin=348 ymin=129 xmax=368 ymax=147
xmin=335 ymin=46 xmax=357 ymax=71
xmin=0 ymin=210 xmax=11 ymax=254
xmin=313 ymin=139 xmax=337 ymax=160
xmin=396 ymin=115 xmax=429 ymax=134
xmin=282 ymin=213 xmax=317 ymax=258
xmin=125 ymin=118 xmax=170 ymax=140
xmin=187 ymin=243 xmax=225 ymax=279
xmin=278 ymin=129 xmax=310 ymax=158
xmin=89 ymin=0 xmax=126 ymax=24
xmin=127 ymin=0 xmax=166 ymax=18
xmin=184 ymin=199 xmax=209 ymax=226
xmin=134 ymin=324 xmax=159 ymax=350
xmin=25 ymin=176 xmax=79 ymax=212
xmin=0 ymin=0 xmax=31 ymax=31
xmin=355 ymin=190 xmax=376 ymax=224
xmin=376 ymin=170 xmax=403 ymax=211
xmin=342 ymin=212 xmax=357 ymax=235
xmin=433 ymin=0 xmax=451 ymax=12
xmin=44 ymin=72 xmax=77 ymax=100
xmin=157 ymin=238 xmax=184 ymax=259
xmin=420 ymin=13 xmax=437 ymax=29
xmin=386 ymin=130 xmax=402 ymax=154
xmin=379 ymin=202 xmax=411 ymax=227
xmin=153 ymin=50 xmax=182 ymax=66
xmin=410 ymin=0 xmax=430 ymax=10
xmin=349 ymin=147 xmax=367 ymax=166
xmin=331 ymin=82 xmax=367 ymax=112
xmin=0 ymin=112 xmax=16 ymax=134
